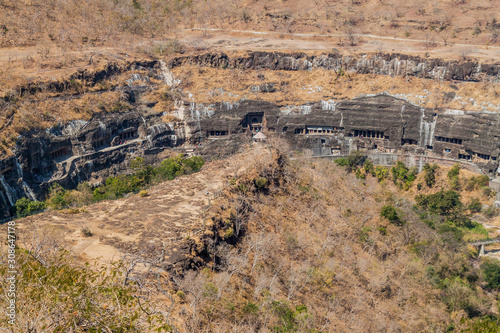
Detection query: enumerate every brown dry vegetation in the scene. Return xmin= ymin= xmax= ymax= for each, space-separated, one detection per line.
xmin=171 ymin=64 xmax=500 ymax=110
xmin=0 ymin=0 xmax=498 ymax=50
xmin=0 ymin=62 xmax=163 ymax=155
xmin=3 ymin=146 xmax=500 ymax=331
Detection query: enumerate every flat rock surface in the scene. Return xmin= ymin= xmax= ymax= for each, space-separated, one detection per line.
xmin=15 ymin=144 xmax=270 ymax=264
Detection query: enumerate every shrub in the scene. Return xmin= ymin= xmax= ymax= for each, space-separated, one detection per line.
xmin=334 ymin=157 xmax=348 ymax=167
xmin=380 ymin=205 xmax=404 ymax=226
xmin=176 ymin=290 xmax=186 ymax=300
xmin=423 ymin=163 xmax=438 ymax=187
xmin=363 ymin=159 xmax=375 ymax=176
xmin=242 ymin=302 xmax=259 ymax=314
xmin=225 ymin=228 xmax=235 ymax=239
xmin=81 ymin=226 xmax=93 ymax=237
xmin=355 ymin=168 xmax=366 ymax=179
xmin=482 ymin=187 xmax=495 ymax=198
xmin=391 ymin=161 xmax=417 ymax=190
xmin=255 ymin=177 xmax=268 ymax=189
xmin=15 ymin=197 xmax=46 ymax=217
xmin=377 ymin=226 xmax=388 ymax=235
xmin=182 ymin=155 xmax=205 ymax=173
xmin=484 ymin=206 xmax=499 ymax=218
xmin=359 ymin=227 xmax=372 ymax=242
xmin=47 ymin=183 xmax=69 ymax=209
xmin=438 ymin=223 xmax=464 ymax=241
xmin=335 ymin=150 xmax=365 ymax=172
xmin=467 ymin=198 xmax=482 ymax=214
xmin=481 ymin=261 xmax=500 ymax=291
xmin=415 ymin=190 xmax=462 ymax=216
xmin=139 ymin=190 xmax=149 ymax=197
xmin=271 ymin=301 xmax=298 ymax=332
xmin=375 ymin=166 xmax=389 ymax=182
xmin=448 ymin=163 xmax=461 ymax=179
xmin=450 ymin=177 xmax=461 ymax=191
xmin=464 ymin=175 xmax=489 ymax=191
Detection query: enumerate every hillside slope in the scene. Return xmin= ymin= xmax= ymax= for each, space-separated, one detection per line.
xmin=3 ymin=146 xmax=500 ymax=332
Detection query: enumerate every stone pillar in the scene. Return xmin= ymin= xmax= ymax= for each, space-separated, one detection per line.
xmin=480 ymin=244 xmax=485 ymax=256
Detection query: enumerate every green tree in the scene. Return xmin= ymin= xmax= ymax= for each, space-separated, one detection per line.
xmin=375 ymin=166 xmax=389 ymax=182
xmin=415 ymin=190 xmax=462 ymax=216
xmin=363 ymin=158 xmax=375 ymax=176
xmin=380 ymin=205 xmax=404 ymax=226
xmin=335 ymin=150 xmax=366 ymax=172
xmin=423 ymin=163 xmax=438 ymax=187
xmin=47 ymin=183 xmax=68 ymax=209
xmin=482 ymin=261 xmax=500 ymax=290
xmin=391 ymin=161 xmax=417 ymax=190
xmin=15 ymin=197 xmax=46 ymax=217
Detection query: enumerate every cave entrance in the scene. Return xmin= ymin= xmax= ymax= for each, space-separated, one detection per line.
xmin=50 ymin=146 xmax=72 ymax=160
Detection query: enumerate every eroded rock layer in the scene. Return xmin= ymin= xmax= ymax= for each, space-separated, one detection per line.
xmin=169 ymin=52 xmax=500 ymax=82
xmin=1 ymin=94 xmax=499 ymax=218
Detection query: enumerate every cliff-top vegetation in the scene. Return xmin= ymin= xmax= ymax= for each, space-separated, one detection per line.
xmin=0 ymin=0 xmax=498 ymax=49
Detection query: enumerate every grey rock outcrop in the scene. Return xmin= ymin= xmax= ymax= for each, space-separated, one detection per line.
xmin=169 ymin=52 xmax=500 ymax=82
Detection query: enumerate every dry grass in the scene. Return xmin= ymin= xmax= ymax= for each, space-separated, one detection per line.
xmin=0 ymin=0 xmax=498 ymax=50
xmin=171 ymin=64 xmax=500 ymax=110
xmin=5 ymin=146 xmax=498 ymax=331
xmin=166 ymin=150 xmax=487 ymax=331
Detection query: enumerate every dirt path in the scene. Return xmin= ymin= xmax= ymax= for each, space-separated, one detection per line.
xmin=1 ymin=28 xmax=498 ymax=87
xmin=181 ymin=28 xmax=500 ymax=51
xmin=178 ymin=29 xmax=500 ymax=62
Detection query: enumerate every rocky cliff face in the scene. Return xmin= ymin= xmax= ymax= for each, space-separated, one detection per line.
xmin=0 ymin=106 xmax=182 ymax=218
xmin=2 ymin=94 xmax=499 ymax=218
xmin=169 ymin=52 xmax=500 ymax=82
xmin=1 ymin=50 xmax=500 ymax=218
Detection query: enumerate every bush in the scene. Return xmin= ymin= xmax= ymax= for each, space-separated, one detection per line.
xmin=481 ymin=261 xmax=500 ymax=291
xmin=139 ymin=190 xmax=149 ymax=197
xmin=224 ymin=228 xmax=235 ymax=239
xmin=47 ymin=183 xmax=69 ymax=209
xmin=363 ymin=159 xmax=375 ymax=176
xmin=450 ymin=177 xmax=461 ymax=191
xmin=380 ymin=205 xmax=404 ymax=226
xmin=81 ymin=226 xmax=93 ymax=237
xmin=255 ymin=177 xmax=268 ymax=189
xmin=242 ymin=302 xmax=259 ymax=314
xmin=375 ymin=166 xmax=389 ymax=182
xmin=176 ymin=290 xmax=186 ymax=300
xmin=415 ymin=190 xmax=462 ymax=216
xmin=467 ymin=198 xmax=482 ymax=214
xmin=335 ymin=150 xmax=365 ymax=172
xmin=391 ymin=161 xmax=417 ymax=190
xmin=482 ymin=187 xmax=495 ymax=198
xmin=464 ymin=175 xmax=489 ymax=191
xmin=355 ymin=168 xmax=366 ymax=179
xmin=448 ymin=163 xmax=461 ymax=179
xmin=334 ymin=157 xmax=348 ymax=167
xmin=377 ymin=226 xmax=388 ymax=235
xmin=15 ymin=197 xmax=47 ymax=217
xmin=423 ymin=163 xmax=438 ymax=187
